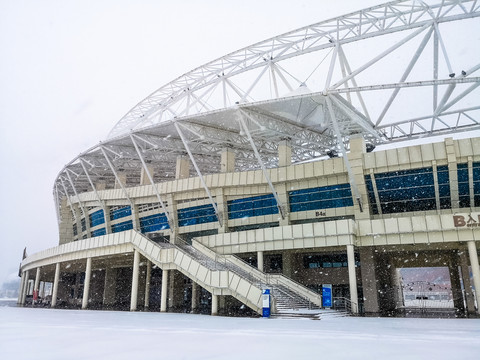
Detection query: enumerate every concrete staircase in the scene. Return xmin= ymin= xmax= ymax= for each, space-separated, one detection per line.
xmin=132 ymin=231 xmax=349 ymax=319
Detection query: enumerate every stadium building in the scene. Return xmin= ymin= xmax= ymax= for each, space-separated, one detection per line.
xmin=18 ymin=0 xmax=480 ymax=318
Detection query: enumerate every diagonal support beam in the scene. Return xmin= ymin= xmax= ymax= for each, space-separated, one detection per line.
xmin=59 ymin=177 xmax=77 ymax=222
xmin=79 ymin=158 xmax=109 ymax=229
xmin=237 ymin=110 xmax=286 ymax=219
xmin=325 ymin=95 xmax=363 ymax=212
xmin=65 ymin=169 xmax=88 ymax=221
xmin=173 ymin=122 xmax=223 ymax=228
xmin=100 ymin=146 xmax=135 ymax=213
xmin=130 ymin=134 xmax=173 ymax=230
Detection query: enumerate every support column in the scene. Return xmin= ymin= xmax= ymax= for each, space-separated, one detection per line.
xmin=191 ymin=282 xmax=199 ymax=313
xmin=448 ymin=254 xmax=465 ymax=314
xmin=459 ymin=249 xmax=476 ymax=315
xmin=176 ymin=155 xmax=190 ymax=179
xmin=257 ymin=251 xmax=264 ymax=272
xmin=115 ymin=170 xmax=127 ymax=189
xmin=130 ymin=250 xmax=140 ymax=311
xmin=160 ymin=269 xmax=169 ymax=312
xmin=131 ymin=204 xmax=141 ymax=232
xmin=17 ymin=271 xmax=26 ymax=305
xmin=359 ymin=247 xmax=380 ymax=316
xmin=221 ymin=148 xmax=235 ymax=173
xmin=51 ymin=263 xmax=60 ymax=308
xmin=278 ymin=139 xmax=291 ymax=167
xmin=211 ymin=294 xmax=218 ymax=316
xmin=467 ymin=240 xmax=480 ymax=315
xmin=33 ymin=267 xmax=41 ymax=305
xmin=282 ymin=251 xmax=293 ymax=278
xmin=445 ymin=137 xmax=460 ymax=208
xmin=216 ymin=188 xmax=229 ymax=234
xmin=348 ymin=135 xmax=370 ymax=220
xmin=347 ymin=244 xmax=359 ymax=314
xmin=140 ymin=165 xmax=155 ymax=185
xmin=103 ymin=267 xmax=117 ymax=308
xmin=20 ymin=270 xmax=29 ymax=305
xmin=144 ymin=260 xmax=152 ymax=310
xmin=82 ymin=258 xmax=92 ymax=309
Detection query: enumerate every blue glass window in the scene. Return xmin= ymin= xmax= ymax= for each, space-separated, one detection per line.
xmin=111 ymin=220 xmax=133 ymax=233
xmin=73 ymin=223 xmax=78 ymax=236
xmin=81 ymin=218 xmax=86 ymax=232
xmin=374 ymin=167 xmax=436 ymax=214
xmin=178 ymin=204 xmax=217 ymax=227
xmin=227 ymin=194 xmax=278 ymax=220
xmin=110 ymin=206 xmax=132 ymax=221
xmin=289 ymin=183 xmax=353 ymax=213
xmin=437 ymin=165 xmax=451 ymax=209
xmin=140 ymin=213 xmax=170 ymax=233
xmin=89 ymin=209 xmax=105 ymax=228
xmin=458 ymin=163 xmax=470 ymax=208
xmin=91 ymin=228 xmax=106 ymax=237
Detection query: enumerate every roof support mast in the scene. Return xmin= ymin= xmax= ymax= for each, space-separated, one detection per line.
xmin=174 ymin=121 xmax=224 ymax=228
xmin=100 ymin=147 xmax=136 ymax=226
xmin=79 ymin=158 xmax=109 ymax=229
xmin=129 ymin=134 xmax=173 ymax=230
xmin=237 ymin=109 xmax=286 ymax=219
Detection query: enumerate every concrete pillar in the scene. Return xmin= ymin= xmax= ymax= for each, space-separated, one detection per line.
xmin=103 ymin=205 xmax=111 ymax=235
xmin=103 ymin=267 xmax=117 ymax=307
xmin=221 ymin=148 xmax=235 ymax=173
xmin=160 ymin=269 xmax=169 ymax=312
xmin=276 ymin=183 xmax=290 ymax=226
xmin=40 ymin=281 xmax=46 ymax=299
xmin=115 ymin=171 xmax=127 ymax=189
xmin=168 ymin=271 xmax=184 ymax=310
xmin=359 ymin=247 xmax=380 ymax=315
xmin=82 ymin=258 xmax=92 ymax=309
xmin=445 ymin=137 xmax=460 ymax=208
xmin=33 ymin=267 xmax=41 ymax=305
xmin=51 ymin=263 xmax=60 ymax=308
xmin=191 ymin=282 xmax=199 ymax=313
xmin=459 ymin=249 xmax=476 ymax=315
xmin=216 ymin=188 xmax=229 ymax=234
xmin=278 ymin=139 xmax=291 ymax=167
xmin=257 ymin=251 xmax=264 ymax=272
xmin=282 ymin=251 xmax=293 ymax=278
xmin=21 ymin=270 xmax=30 ymax=305
xmin=58 ymin=197 xmax=74 ymax=245
xmin=144 ymin=260 xmax=152 ymax=309
xmin=348 ymin=135 xmax=370 ymax=220
xmin=448 ymin=255 xmax=465 ymax=314
xmin=211 ymin=294 xmax=218 ymax=316
xmin=166 ymin=194 xmax=178 ymax=244
xmin=131 ymin=204 xmax=141 ymax=232
xmin=17 ymin=271 xmax=26 ymax=305
xmin=176 ymin=156 xmax=190 ymax=179
xmin=95 ymin=180 xmax=106 ymax=191
xmin=130 ymin=250 xmax=140 ymax=311
xmin=140 ymin=165 xmax=154 ymax=185
xmin=347 ymin=244 xmax=359 ymax=314
xmin=467 ymin=240 xmax=480 ymax=315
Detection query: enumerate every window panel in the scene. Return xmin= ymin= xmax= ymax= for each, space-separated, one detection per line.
xmin=140 ymin=213 xmax=169 ymax=233
xmin=289 ymin=184 xmax=353 ymax=213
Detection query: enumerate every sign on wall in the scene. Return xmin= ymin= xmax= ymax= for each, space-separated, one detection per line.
xmin=453 ymin=214 xmax=480 ymax=228
xmin=322 ymin=284 xmax=332 ymax=308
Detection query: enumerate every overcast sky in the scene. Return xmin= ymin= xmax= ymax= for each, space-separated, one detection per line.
xmin=0 ymin=0 xmax=477 ymax=285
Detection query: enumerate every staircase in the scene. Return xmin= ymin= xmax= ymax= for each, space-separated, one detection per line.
xmin=133 ymin=231 xmax=351 ymax=319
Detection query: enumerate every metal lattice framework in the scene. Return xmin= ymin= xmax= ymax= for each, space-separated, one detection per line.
xmin=54 ymin=0 xmax=480 ymax=223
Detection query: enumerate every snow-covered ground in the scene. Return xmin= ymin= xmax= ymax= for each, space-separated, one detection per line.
xmin=1 ymin=306 xmax=479 ymax=360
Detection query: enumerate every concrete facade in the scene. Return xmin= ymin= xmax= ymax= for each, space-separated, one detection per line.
xmin=19 ymin=136 xmax=480 ymax=317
